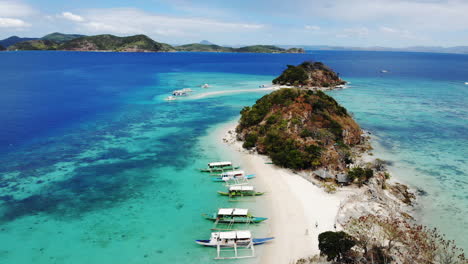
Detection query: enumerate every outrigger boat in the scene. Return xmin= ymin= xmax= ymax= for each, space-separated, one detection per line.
xmin=218 ymin=185 xmax=264 ymax=197
xmin=200 ymin=161 xmax=240 ymax=173
xmin=202 ymin=208 xmax=267 ymax=224
xmin=211 ymin=170 xmax=255 ymax=182
xmin=195 ymin=230 xmax=273 ymax=259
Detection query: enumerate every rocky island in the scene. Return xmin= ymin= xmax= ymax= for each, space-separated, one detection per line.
xmin=222 ymin=62 xmax=466 ymax=263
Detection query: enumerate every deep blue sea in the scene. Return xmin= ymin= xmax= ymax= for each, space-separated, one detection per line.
xmin=0 ymin=50 xmax=467 ymax=263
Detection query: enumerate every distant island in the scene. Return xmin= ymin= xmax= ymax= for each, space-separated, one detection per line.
xmin=0 ymin=32 xmax=304 ymax=54
xmin=279 ymin=44 xmax=468 ymax=54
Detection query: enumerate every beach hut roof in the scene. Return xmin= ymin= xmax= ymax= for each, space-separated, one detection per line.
xmin=337 ymin=173 xmax=350 ymax=183
xmin=208 ymin=161 xmax=232 ymax=167
xmin=233 ymin=208 xmax=248 ymax=216
xmin=313 ymin=169 xmax=334 ymax=179
xmin=218 ymin=208 xmax=234 ymax=215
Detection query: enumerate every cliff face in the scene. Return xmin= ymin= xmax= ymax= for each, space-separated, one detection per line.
xmin=236 ymin=88 xmax=361 ymax=171
xmin=273 ymin=61 xmax=345 ymax=87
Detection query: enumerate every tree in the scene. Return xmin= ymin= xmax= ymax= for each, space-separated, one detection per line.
xmin=318 ymin=231 xmax=356 ymax=261
xmin=344 ymin=215 xmax=467 ymax=264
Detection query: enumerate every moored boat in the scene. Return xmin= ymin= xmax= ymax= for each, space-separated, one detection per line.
xmin=195 ymin=230 xmax=273 ymax=247
xmin=217 ymin=185 xmax=264 ymax=197
xmin=200 ymin=161 xmax=240 ymax=172
xmin=211 ymin=170 xmax=255 ymax=182
xmin=202 ymin=208 xmax=267 ymax=223
xmin=195 ymin=230 xmax=273 ymax=259
xmin=212 ymin=174 xmax=255 ymax=182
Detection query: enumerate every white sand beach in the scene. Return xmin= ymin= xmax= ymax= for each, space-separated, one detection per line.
xmin=218 ymin=123 xmax=362 ymax=263
xmin=190 ymin=87 xmax=275 ymax=99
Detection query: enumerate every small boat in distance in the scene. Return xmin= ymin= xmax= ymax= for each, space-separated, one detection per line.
xmin=218 ymin=185 xmax=264 ymax=197
xmin=172 ymin=90 xmax=188 ymax=96
xmin=202 ymin=83 xmax=210 ymax=88
xmin=164 ymin=96 xmax=177 ymax=101
xmin=465 ymin=82 xmax=468 ymax=85
xmin=202 ymin=208 xmax=267 ymax=223
xmin=380 ymin=69 xmax=389 ymax=73
xmin=200 ymin=161 xmax=240 ymax=172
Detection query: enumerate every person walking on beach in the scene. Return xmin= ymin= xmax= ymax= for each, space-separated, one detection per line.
xmin=315 ymin=221 xmax=318 ymax=228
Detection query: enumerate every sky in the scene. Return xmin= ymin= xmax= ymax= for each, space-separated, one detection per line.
xmin=0 ymin=0 xmax=467 ymax=47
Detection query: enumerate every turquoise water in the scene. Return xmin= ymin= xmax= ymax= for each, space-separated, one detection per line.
xmin=0 ymin=69 xmax=273 ymax=263
xmin=329 ymin=77 xmax=468 ymax=248
xmin=0 ymin=51 xmax=467 ymax=263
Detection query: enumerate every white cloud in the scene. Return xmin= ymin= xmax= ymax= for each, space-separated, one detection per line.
xmin=61 ymin=11 xmax=85 ymax=22
xmin=76 ymin=8 xmax=264 ymax=37
xmin=0 ymin=1 xmax=34 ymax=17
xmin=379 ymin=26 xmax=420 ymax=40
xmin=0 ymin=17 xmax=30 ymax=28
xmin=339 ymin=27 xmax=369 ymax=38
xmin=305 ymin=25 xmax=320 ymax=31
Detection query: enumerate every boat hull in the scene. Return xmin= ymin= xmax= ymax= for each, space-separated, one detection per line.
xmin=217 ymin=191 xmax=265 ymax=197
xmin=211 ymin=174 xmax=255 ymax=182
xmin=200 ymin=166 xmax=240 ymax=172
xmin=202 ymin=214 xmax=268 ymax=223
xmin=195 ymin=237 xmax=274 ymax=247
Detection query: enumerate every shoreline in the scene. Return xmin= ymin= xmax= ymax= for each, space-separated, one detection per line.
xmin=186 ymin=84 xmax=349 ymax=100
xmin=216 ymin=120 xmax=416 ymax=263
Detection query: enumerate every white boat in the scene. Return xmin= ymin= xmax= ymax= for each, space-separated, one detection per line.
xmin=202 ymin=83 xmax=210 ymax=88
xmin=164 ymin=96 xmax=177 ymax=101
xmin=212 ymin=170 xmax=255 ymax=182
xmin=172 ymin=90 xmax=187 ymax=96
xmin=380 ymin=69 xmax=389 ymax=73
xmin=182 ymin=88 xmax=193 ymax=92
xmin=464 ymin=82 xmax=468 ymax=85
xmin=195 ymin=230 xmax=274 ymax=259
xmin=200 ymin=161 xmax=240 ymax=172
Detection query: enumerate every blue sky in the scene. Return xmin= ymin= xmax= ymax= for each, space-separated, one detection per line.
xmin=0 ymin=0 xmax=467 ymax=47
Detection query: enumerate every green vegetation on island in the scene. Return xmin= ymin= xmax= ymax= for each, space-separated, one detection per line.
xmin=0 ymin=36 xmax=38 ymax=48
xmin=41 ymin=32 xmax=85 ymax=43
xmin=60 ymin=34 xmax=176 ymax=52
xmin=236 ymin=88 xmax=361 ymax=171
xmin=307 ymin=216 xmax=467 ymax=264
xmin=176 ymin=43 xmax=233 ymax=52
xmin=7 ymin=39 xmax=59 ymax=51
xmin=273 ymin=61 xmax=346 ymax=87
xmin=176 ymin=43 xmax=304 ymax=53
xmin=1 ymin=33 xmax=304 ymax=53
